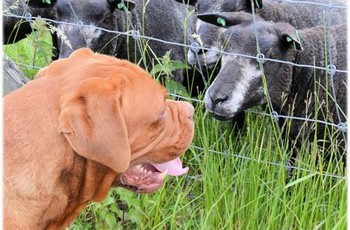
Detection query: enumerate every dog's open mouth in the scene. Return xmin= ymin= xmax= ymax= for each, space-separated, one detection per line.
xmin=116 ymin=158 xmax=188 ymax=193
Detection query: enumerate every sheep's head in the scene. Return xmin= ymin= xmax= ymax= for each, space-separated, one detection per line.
xmin=187 ymin=22 xmax=224 ymax=68
xmin=174 ymin=0 xmax=263 ymax=12
xmin=181 ymin=0 xmax=263 ymax=69
xmin=201 ymin=12 xmax=302 ymax=120
xmin=28 ymin=0 xmax=136 ymax=58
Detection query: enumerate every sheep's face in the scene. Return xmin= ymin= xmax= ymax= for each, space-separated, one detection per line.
xmin=204 ymin=18 xmax=298 ymax=120
xmin=57 ymin=0 xmax=137 ymax=58
xmin=188 ymin=23 xmax=224 ymax=68
xmin=187 ymin=0 xmax=261 ymax=68
xmin=187 ymin=0 xmax=256 ymax=14
xmin=29 ymin=0 xmax=135 ymax=59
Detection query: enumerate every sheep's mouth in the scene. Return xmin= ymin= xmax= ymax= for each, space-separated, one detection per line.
xmin=210 ymin=104 xmax=248 ymax=121
xmin=210 ymin=112 xmax=233 ymax=121
xmin=115 ymin=158 xmax=189 ymax=194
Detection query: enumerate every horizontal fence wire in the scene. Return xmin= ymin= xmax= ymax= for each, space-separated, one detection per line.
xmin=4 ymin=13 xmax=348 ymax=74
xmin=273 ymin=0 xmax=346 ymax=8
xmin=3 ymin=0 xmax=347 ymax=179
xmin=4 ymin=15 xmax=348 ymax=132
xmin=190 ymin=145 xmax=345 ymax=179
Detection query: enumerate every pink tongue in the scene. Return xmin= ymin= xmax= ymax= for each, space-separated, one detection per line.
xmin=152 ymin=157 xmax=189 ymax=176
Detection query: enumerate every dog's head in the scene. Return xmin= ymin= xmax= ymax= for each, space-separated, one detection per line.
xmin=37 ymin=48 xmax=195 ymax=193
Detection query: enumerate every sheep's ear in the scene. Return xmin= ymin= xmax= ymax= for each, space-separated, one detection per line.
xmin=174 ymin=0 xmax=197 ymax=5
xmin=276 ymin=23 xmax=303 ymax=51
xmin=197 ymin=12 xmax=254 ymax=28
xmin=197 ymin=13 xmax=231 ymax=28
xmin=108 ymin=0 xmax=136 ymax=11
xmin=248 ymin=0 xmax=263 ymax=9
xmin=59 ymin=77 xmax=131 ymax=173
xmin=26 ymin=0 xmax=56 ymax=7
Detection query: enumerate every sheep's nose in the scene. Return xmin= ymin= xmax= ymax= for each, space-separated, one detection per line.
xmin=212 ymin=95 xmax=228 ymax=107
xmin=197 ymin=48 xmax=208 ymax=55
xmin=207 ymin=92 xmax=228 ymax=109
xmin=189 ymin=42 xmax=208 ymax=55
xmin=204 ymin=90 xmax=229 ymax=113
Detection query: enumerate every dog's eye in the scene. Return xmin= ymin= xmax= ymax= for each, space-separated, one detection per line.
xmin=160 ymin=109 xmax=167 ymax=118
xmin=151 ymin=110 xmax=167 ymax=128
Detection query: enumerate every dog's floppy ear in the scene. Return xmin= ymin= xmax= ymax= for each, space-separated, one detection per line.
xmin=58 ymin=77 xmax=130 ymax=173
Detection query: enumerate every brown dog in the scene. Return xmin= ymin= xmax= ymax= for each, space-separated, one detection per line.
xmin=3 ymin=48 xmax=194 ymax=229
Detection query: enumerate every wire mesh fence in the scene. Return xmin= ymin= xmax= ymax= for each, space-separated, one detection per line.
xmin=3 ymin=0 xmax=347 ymax=179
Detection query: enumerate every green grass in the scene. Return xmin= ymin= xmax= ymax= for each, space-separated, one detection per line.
xmin=4 ymin=24 xmax=346 ymax=230
xmin=3 ymin=18 xmax=54 ymax=79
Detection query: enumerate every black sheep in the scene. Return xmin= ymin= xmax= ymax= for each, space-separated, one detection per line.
xmin=201 ymin=12 xmax=347 ymax=158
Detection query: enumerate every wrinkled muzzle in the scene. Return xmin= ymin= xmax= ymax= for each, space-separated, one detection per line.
xmin=116 ymin=100 xmax=195 ymax=194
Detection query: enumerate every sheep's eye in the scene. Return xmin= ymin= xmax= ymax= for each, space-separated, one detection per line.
xmin=55 ymin=7 xmax=63 ymax=17
xmin=93 ymin=12 xmax=104 ymax=21
xmin=195 ymin=3 xmax=199 ymax=12
xmin=103 ymin=14 xmax=112 ymax=23
xmin=53 ymin=9 xmax=58 ymax=18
